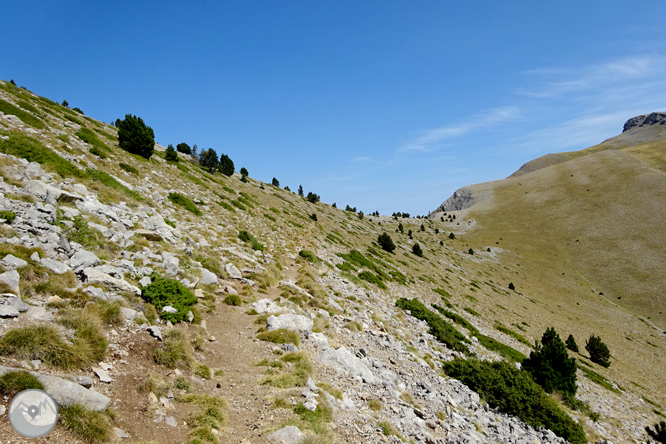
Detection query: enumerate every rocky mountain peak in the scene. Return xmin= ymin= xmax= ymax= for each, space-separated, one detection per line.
xmin=622 ymin=111 xmax=666 ymax=132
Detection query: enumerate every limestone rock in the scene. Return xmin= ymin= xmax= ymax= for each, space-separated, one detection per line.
xmin=267 ymin=426 xmax=306 ymax=444
xmin=224 ymin=263 xmax=242 ymax=280
xmin=69 ymin=250 xmax=101 ymax=272
xmin=266 ymin=314 xmax=313 ymax=333
xmin=320 ymin=346 xmax=375 ymax=383
xmin=0 ymin=365 xmax=110 ymax=411
xmin=40 ymin=257 xmax=71 ymax=274
xmin=24 ymin=306 xmax=54 ymax=322
xmin=199 ymin=268 xmax=218 ymax=285
xmin=134 ymin=229 xmax=163 ymax=242
xmin=0 ymin=269 xmax=20 ymax=296
xmin=83 ymin=267 xmax=141 ymax=296
xmin=1 ymin=254 xmax=27 ymax=269
xmin=251 ymin=298 xmax=288 ymax=315
xmin=0 ymin=305 xmax=20 ymax=318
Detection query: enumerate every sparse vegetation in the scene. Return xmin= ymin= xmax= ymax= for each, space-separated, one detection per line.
xmin=442 ymin=359 xmax=586 ymax=444
xmin=0 ymin=370 xmax=44 ymax=397
xmin=257 ymin=328 xmax=300 ymax=346
xmin=154 ymin=329 xmax=192 ymax=368
xmin=60 ymin=403 xmax=113 ymax=444
xmin=238 ymin=230 xmax=264 ymax=251
xmin=0 ymin=133 xmax=84 ymax=178
xmin=168 ymin=192 xmax=202 ymax=215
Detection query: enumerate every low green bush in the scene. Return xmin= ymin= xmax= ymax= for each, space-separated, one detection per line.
xmin=299 ymin=249 xmax=318 ymax=263
xmin=442 ymin=358 xmax=586 ymax=444
xmin=0 ymin=99 xmax=45 ymax=129
xmin=223 ymin=294 xmax=242 ymax=306
xmin=141 ymin=274 xmax=198 ymax=323
xmin=86 ymin=168 xmax=141 ymax=200
xmin=396 ymin=298 xmax=471 ymax=355
xmin=76 ymin=128 xmax=110 ymax=153
xmin=238 ymin=230 xmax=263 ymax=251
xmin=0 ymin=210 xmax=16 ymax=223
xmin=357 ymin=271 xmax=386 ymax=289
xmin=118 ymin=162 xmax=138 ymax=174
xmin=168 ymin=192 xmax=202 ymax=215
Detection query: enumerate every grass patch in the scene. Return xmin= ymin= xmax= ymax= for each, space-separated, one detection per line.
xmin=442 ymin=359 xmax=586 ymax=444
xmin=59 ymin=404 xmax=113 ymax=444
xmin=64 ymin=215 xmax=102 ymax=249
xmin=257 ymin=328 xmax=300 ymax=346
xmin=0 ymin=210 xmax=16 ymax=223
xmin=495 ymin=322 xmax=532 ymax=347
xmin=0 ymin=98 xmax=45 ymax=129
xmin=577 ymin=362 xmax=621 ymax=393
xmin=86 ymin=168 xmax=141 ymax=201
xmin=168 ymin=192 xmax=202 ymax=215
xmin=194 ymin=364 xmax=212 ymax=379
xmin=261 ymin=352 xmax=311 ymax=388
xmin=76 ymin=128 xmax=111 ymax=153
xmin=0 ymin=370 xmax=44 ymax=397
xmin=357 ymin=271 xmax=386 ymax=289
xmin=223 ymin=294 xmax=242 ymax=306
xmin=298 ymin=249 xmax=319 ymax=263
xmin=294 ymin=401 xmax=333 ymax=434
xmin=0 ymin=133 xmax=84 ymax=178
xmin=178 ymin=394 xmax=225 ymax=442
xmin=396 ymin=298 xmax=471 ymax=355
xmin=119 ymin=162 xmax=138 ymax=174
xmin=154 ymin=329 xmax=192 ymax=369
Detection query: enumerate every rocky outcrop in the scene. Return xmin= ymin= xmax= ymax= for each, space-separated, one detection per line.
xmin=623 ymin=112 xmax=666 ymax=132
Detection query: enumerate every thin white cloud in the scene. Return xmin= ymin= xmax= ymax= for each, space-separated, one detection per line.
xmin=517 ymin=55 xmax=666 ymax=99
xmin=400 ymin=106 xmax=521 ymax=153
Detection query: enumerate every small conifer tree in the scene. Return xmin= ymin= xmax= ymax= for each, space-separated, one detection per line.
xmin=565 ymin=334 xmax=579 ymax=353
xmin=412 ymin=243 xmax=423 ymax=257
xmin=377 ymin=232 xmax=396 ymax=253
xmin=298 ymin=185 xmax=304 ymax=196
xmin=165 ymin=144 xmax=179 ymax=162
xmin=522 ymin=327 xmax=578 ymax=395
xmin=272 ymin=177 xmax=280 ymax=187
xmin=240 ymin=167 xmax=248 ymax=177
xmin=449 ymin=232 xmax=455 ymax=240
xmin=646 ymin=420 xmax=666 ymax=444
xmin=585 ymin=335 xmax=611 ymax=367
xmin=116 ymin=114 xmax=155 ymax=159
xmin=398 ymin=223 xmax=404 ymax=233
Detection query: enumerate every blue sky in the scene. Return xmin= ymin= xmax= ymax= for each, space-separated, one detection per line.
xmin=3 ymin=1 xmax=666 ymax=215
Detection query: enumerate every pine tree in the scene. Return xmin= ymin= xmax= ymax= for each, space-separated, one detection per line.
xmin=565 ymin=334 xmax=579 ymax=353
xmin=449 ymin=232 xmax=455 ymax=239
xmin=165 ymin=144 xmax=179 ymax=162
xmin=219 ymin=154 xmax=234 ymax=176
xmin=412 ymin=243 xmax=423 ymax=257
xmin=298 ymin=185 xmax=304 ymax=196
xmin=522 ymin=327 xmax=578 ymax=395
xmin=199 ymin=148 xmax=219 ymax=173
xmin=176 ymin=142 xmax=191 ymax=154
xmin=116 ymin=114 xmax=155 ymax=159
xmin=377 ymin=233 xmax=396 ymax=253
xmin=240 ymin=167 xmax=248 ymax=177
xmin=586 ymin=335 xmax=611 ymax=367
xmin=646 ymin=420 xmax=666 ymax=443
xmin=398 ymin=223 xmax=404 ymax=233
xmin=272 ymin=177 xmax=280 ymax=187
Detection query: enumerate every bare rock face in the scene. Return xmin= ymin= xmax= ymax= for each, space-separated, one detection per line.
xmin=623 ymin=112 xmax=666 ymax=132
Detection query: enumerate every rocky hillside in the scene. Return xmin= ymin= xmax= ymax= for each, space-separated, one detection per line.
xmin=0 ymin=80 xmax=663 ymax=443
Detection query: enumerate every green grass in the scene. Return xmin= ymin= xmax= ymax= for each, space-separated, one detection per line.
xmin=60 ymin=404 xmax=113 ymax=444
xmin=577 ymin=362 xmax=621 ymax=393
xmin=261 ymin=352 xmax=312 ymax=388
xmin=154 ymin=329 xmax=192 ymax=369
xmin=238 ymin=230 xmax=264 ymax=251
xmin=442 ymin=358 xmax=586 ymax=444
xmin=86 ymin=168 xmax=142 ymax=200
xmin=257 ymin=328 xmax=300 ymax=346
xmin=0 ymin=371 xmax=44 ymax=397
xmin=65 ymin=215 xmax=102 ymax=249
xmin=76 ymin=128 xmax=111 ymax=153
xmin=0 ymin=98 xmax=45 ymax=129
xmin=168 ymin=192 xmax=202 ymax=215
xmin=495 ymin=322 xmax=532 ymax=347
xmin=357 ymin=271 xmax=387 ymax=289
xmin=0 ymin=133 xmax=84 ymax=178
xmin=223 ymin=294 xmax=242 ymax=306
xmin=119 ymin=162 xmax=138 ymax=174
xmin=298 ymin=249 xmax=319 ymax=263
xmin=0 ymin=210 xmax=16 ymax=223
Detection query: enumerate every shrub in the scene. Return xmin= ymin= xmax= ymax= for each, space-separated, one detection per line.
xmin=442 ymin=359 xmax=586 ymax=444
xmin=168 ymin=192 xmax=202 ymax=215
xmin=0 ymin=371 xmax=44 ymax=397
xmin=141 ymin=274 xmax=198 ymax=323
xmin=115 ymin=114 xmax=154 ymax=159
xmin=165 ymin=144 xmax=179 ymax=162
xmin=309 ymin=213 xmax=318 ymax=221
xmin=358 ymin=271 xmax=386 ymax=289
xmin=396 ymin=298 xmax=471 ymax=355
xmin=0 ymin=210 xmax=16 ymax=223
xmin=377 ymin=232 xmax=396 ymax=253
xmin=298 ymin=250 xmax=318 ymax=263
xmin=223 ymin=294 xmax=242 ymax=306
xmin=238 ymin=230 xmax=264 ymax=251
xmin=272 ymin=177 xmax=280 ymax=187
xmin=240 ymin=167 xmax=248 ymax=177
xmin=508 ymin=282 xmax=515 ymax=291
xmin=76 ymin=128 xmax=110 ymax=154
xmin=585 ymin=334 xmax=611 ymax=367
xmin=119 ymin=162 xmax=138 ymax=174
xmin=176 ymin=142 xmax=191 ymax=154
xmin=522 ymin=327 xmax=578 ymax=395
xmin=412 ymin=243 xmax=423 ymax=257
xmin=449 ymin=232 xmax=455 ymax=240
xmin=566 ymin=334 xmax=579 ymax=352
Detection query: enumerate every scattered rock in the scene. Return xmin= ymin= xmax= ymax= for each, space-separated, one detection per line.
xmin=113 ymin=427 xmax=130 ymax=439
xmin=68 ymin=250 xmax=101 ymax=272
xmin=266 ymin=314 xmax=313 ymax=334
xmin=146 ymin=326 xmax=163 ymax=341
xmin=224 ymin=263 xmax=242 ymax=280
xmin=134 ymin=229 xmax=163 ymax=242
xmin=0 ymin=269 xmax=20 ymax=296
xmin=0 ymin=305 xmax=20 ymax=318
xmin=1 ymin=254 xmax=27 ymax=269
xmin=24 ymin=306 xmax=54 ymax=322
xmin=40 ymin=257 xmax=71 ymax=274
xmin=83 ymin=267 xmax=141 ymax=296
xmin=92 ymin=367 xmax=113 ymax=383
xmin=165 ymin=416 xmax=177 ymax=427
xmin=267 ymin=425 xmax=306 ymax=444
xmin=199 ymin=268 xmax=218 ymax=285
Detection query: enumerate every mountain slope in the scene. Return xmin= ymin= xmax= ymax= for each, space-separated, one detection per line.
xmin=0 ymin=80 xmax=663 ymax=443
